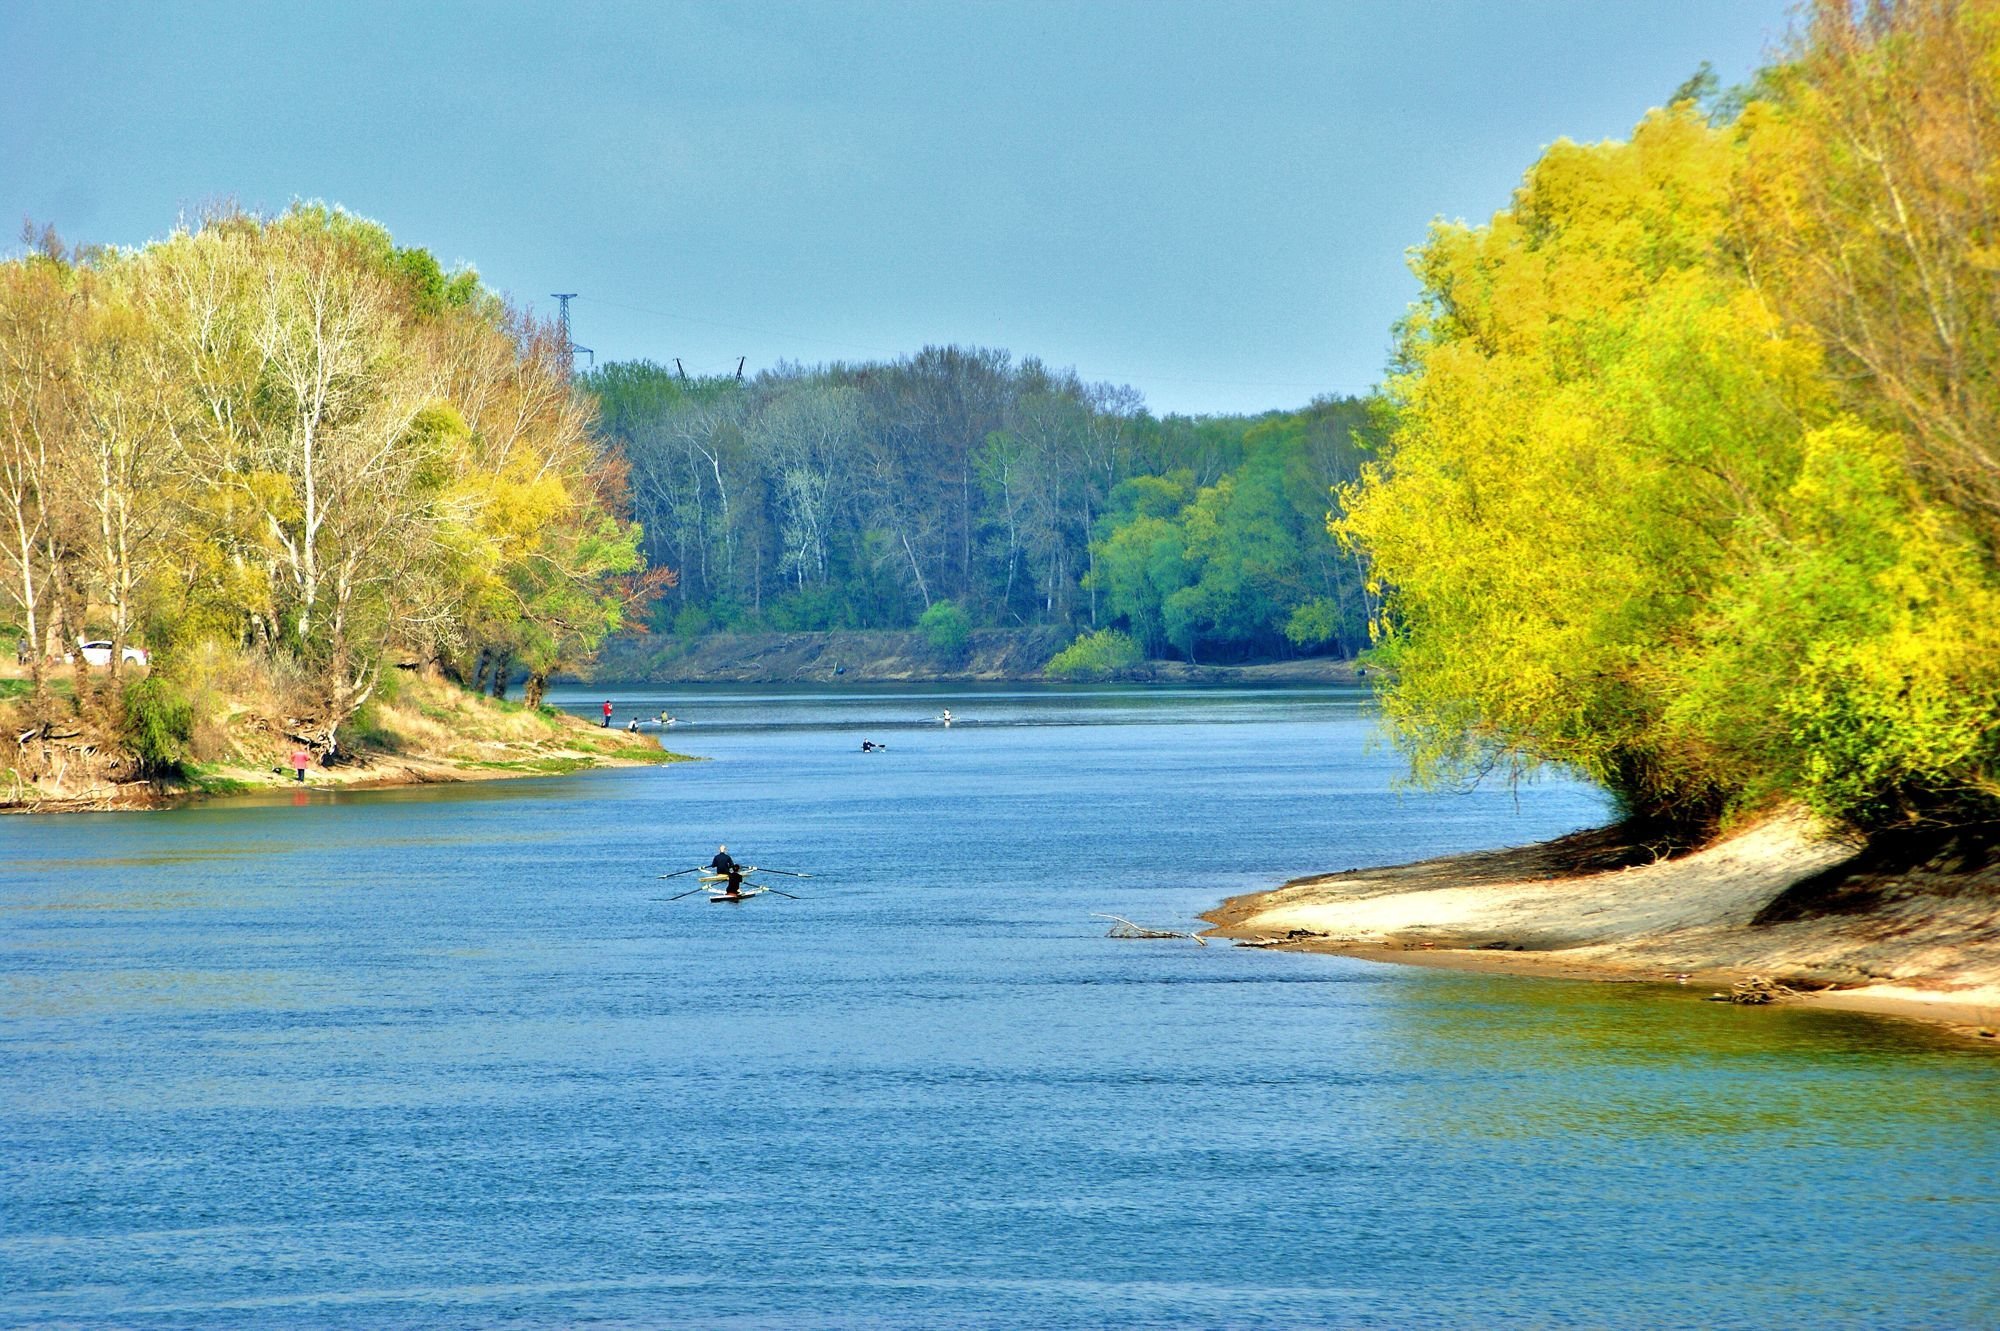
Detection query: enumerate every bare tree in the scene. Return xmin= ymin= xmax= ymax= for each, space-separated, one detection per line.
xmin=0 ymin=249 xmax=74 ymax=718
xmin=755 ymin=384 xmax=861 ymax=589
xmin=242 ymin=228 xmax=428 ymax=739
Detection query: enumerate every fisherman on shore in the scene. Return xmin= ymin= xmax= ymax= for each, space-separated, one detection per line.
xmin=710 ymin=844 xmax=745 ymax=896
xmin=601 ymin=699 xmax=614 ymax=727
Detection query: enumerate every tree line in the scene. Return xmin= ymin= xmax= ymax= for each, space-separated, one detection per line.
xmin=1340 ymin=0 xmax=2000 ymax=832
xmin=0 ymin=205 xmax=643 ymax=758
xmin=588 ymin=354 xmax=1380 ymax=663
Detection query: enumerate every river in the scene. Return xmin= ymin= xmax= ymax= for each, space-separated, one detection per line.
xmin=3 ymin=684 xmax=1995 ymax=1328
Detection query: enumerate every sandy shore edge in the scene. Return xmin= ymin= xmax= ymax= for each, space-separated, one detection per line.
xmin=4 ymin=745 xmax=691 ymax=814
xmin=1203 ymin=814 xmax=2000 ymax=1042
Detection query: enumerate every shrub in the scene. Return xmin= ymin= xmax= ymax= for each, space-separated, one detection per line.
xmin=1044 ymin=629 xmax=1144 ymax=681
xmin=919 ymin=600 xmax=972 ymax=654
xmin=672 ymin=604 xmax=712 ymax=640
xmin=120 ymin=676 xmax=195 ymax=778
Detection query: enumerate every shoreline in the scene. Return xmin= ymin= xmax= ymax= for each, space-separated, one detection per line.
xmin=1203 ymin=814 xmax=2000 ymax=1043
xmin=4 ymin=742 xmax=690 ymax=815
xmin=577 ymin=627 xmax=1363 ymax=686
xmin=3 ymin=677 xmax=693 ymax=816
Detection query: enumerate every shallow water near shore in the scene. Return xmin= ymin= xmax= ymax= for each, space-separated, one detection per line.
xmin=4 ymin=683 xmax=1996 ymax=1329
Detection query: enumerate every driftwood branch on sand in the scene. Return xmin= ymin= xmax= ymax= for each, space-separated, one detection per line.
xmin=1093 ymin=914 xmax=1208 ymax=946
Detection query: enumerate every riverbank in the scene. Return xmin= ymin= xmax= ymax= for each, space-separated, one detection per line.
xmin=578 ymin=628 xmax=1362 ymax=685
xmin=1204 ymin=811 xmax=2000 ymax=1041
xmin=2 ymin=672 xmax=688 ymax=814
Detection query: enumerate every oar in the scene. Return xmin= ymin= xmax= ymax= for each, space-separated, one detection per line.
xmin=754 ymin=867 xmax=813 ymax=879
xmin=656 ymin=866 xmax=706 ymax=879
xmin=658 ymin=882 xmax=713 ymax=902
xmin=757 ymin=885 xmax=805 ymax=900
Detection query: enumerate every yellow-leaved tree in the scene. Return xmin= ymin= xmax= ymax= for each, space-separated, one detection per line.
xmin=1342 ymin=5 xmax=2000 ymax=831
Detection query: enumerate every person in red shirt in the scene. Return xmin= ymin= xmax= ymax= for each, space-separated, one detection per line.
xmin=601 ymin=700 xmax=613 ymax=727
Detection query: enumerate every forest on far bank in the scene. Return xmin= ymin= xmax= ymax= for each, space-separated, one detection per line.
xmin=587 ymin=356 xmax=1381 ymax=666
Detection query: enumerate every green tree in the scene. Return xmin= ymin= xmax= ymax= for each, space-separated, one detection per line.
xmin=918 ymin=599 xmax=972 ymax=653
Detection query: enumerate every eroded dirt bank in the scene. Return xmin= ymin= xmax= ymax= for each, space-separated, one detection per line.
xmin=3 ymin=675 xmax=688 ymax=814
xmin=1204 ymin=811 xmax=2000 ymax=1040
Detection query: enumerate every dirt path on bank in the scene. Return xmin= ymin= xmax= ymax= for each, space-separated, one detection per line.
xmin=1204 ymin=811 xmax=2000 ymax=1040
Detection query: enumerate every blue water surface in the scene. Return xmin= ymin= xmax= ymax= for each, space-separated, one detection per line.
xmin=3 ymin=684 xmax=1996 ymax=1329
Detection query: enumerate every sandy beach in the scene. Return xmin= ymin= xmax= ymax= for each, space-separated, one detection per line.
xmin=1204 ymin=811 xmax=2000 ymax=1041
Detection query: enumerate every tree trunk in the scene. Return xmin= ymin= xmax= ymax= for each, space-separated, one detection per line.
xmin=901 ymin=531 xmax=932 ymax=608
xmin=523 ymin=670 xmax=549 ymax=711
xmin=490 ymin=648 xmax=511 ymax=700
xmin=49 ymin=561 xmax=94 ymax=718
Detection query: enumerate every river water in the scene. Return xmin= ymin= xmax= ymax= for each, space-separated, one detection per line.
xmin=3 ymin=684 xmax=1996 ymax=1329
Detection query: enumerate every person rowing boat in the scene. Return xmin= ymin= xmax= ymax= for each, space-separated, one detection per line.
xmin=709 ymin=844 xmax=746 ymax=898
xmin=656 ymin=857 xmax=810 ymax=902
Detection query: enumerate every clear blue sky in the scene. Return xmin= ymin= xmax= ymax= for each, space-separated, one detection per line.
xmin=2 ymin=1 xmax=1788 ymax=415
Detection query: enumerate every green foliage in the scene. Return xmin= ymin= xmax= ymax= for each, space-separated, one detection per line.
xmin=764 ymin=585 xmax=860 ymax=632
xmin=180 ymin=765 xmax=252 ymax=796
xmin=386 ymin=245 xmax=479 ymax=316
xmin=671 ymin=604 xmax=713 ymax=639
xmin=1669 ymin=421 xmax=2000 ymax=823
xmin=1284 ymin=598 xmax=1343 ymax=649
xmin=1087 ymin=399 xmax=1379 ymax=662
xmin=918 ymin=600 xmax=972 ymax=653
xmin=1044 ymin=628 xmax=1143 ymax=681
xmin=119 ymin=676 xmax=194 ymax=777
